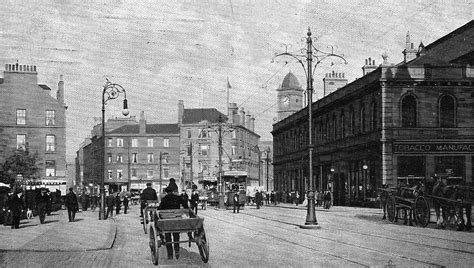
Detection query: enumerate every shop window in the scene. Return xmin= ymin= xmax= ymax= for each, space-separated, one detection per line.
xmin=439 ymin=95 xmax=456 ymax=128
xmin=397 ymin=156 xmax=425 ymax=178
xmin=401 ymin=94 xmax=417 ymax=127
xmin=434 ymin=156 xmax=465 ymax=181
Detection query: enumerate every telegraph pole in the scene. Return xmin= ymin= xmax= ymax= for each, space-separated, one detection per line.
xmin=217 ymin=115 xmax=225 ymax=209
xmin=266 ymin=147 xmax=270 ymax=192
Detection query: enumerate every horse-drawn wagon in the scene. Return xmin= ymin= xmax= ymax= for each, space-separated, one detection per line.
xmin=380 ymin=176 xmax=473 ymax=230
xmin=148 ymin=208 xmax=209 ymax=265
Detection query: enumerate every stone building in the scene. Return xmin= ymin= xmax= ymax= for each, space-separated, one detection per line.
xmin=0 ymin=63 xmax=67 ymax=192
xmin=272 ymin=20 xmax=474 ymax=206
xmin=178 ymin=100 xmax=261 ymax=190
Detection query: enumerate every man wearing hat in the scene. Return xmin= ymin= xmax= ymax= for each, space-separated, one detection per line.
xmin=140 ymin=182 xmax=158 ymax=217
xmin=65 ymin=187 xmax=78 ymax=222
xmin=158 ymin=180 xmax=189 ymax=260
xmin=7 ymin=189 xmax=24 ymax=229
xmin=36 ymin=188 xmax=49 ymax=224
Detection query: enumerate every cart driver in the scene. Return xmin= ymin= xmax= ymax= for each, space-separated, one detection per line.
xmin=158 ymin=180 xmax=189 ymax=260
xmin=140 ymin=183 xmax=158 ymax=217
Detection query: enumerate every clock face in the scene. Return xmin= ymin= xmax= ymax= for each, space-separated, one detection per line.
xmin=281 ymin=95 xmax=290 ymax=106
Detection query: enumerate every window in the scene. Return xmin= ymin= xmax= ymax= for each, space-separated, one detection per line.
xmin=117 ymin=169 xmax=123 ymax=180
xmin=131 ymin=168 xmax=137 ymax=178
xmin=340 ymin=112 xmax=345 ymax=138
xmin=360 ymin=106 xmax=366 ymax=133
xmin=435 ymin=156 xmax=465 ymax=179
xmin=439 ymin=95 xmax=456 ymax=128
xmin=16 ymin=134 xmax=26 ymax=150
xmin=108 ymin=170 xmax=113 ymax=180
xmin=46 ymin=135 xmax=55 ymax=151
xmin=232 ymin=130 xmax=237 ymax=139
xmin=187 ymin=129 xmax=192 ymax=138
xmin=401 ymin=94 xmax=417 ymax=127
xmin=200 ymin=145 xmax=208 ymax=156
xmin=163 ymin=138 xmax=169 ymax=148
xmin=117 ymin=138 xmax=124 ymax=147
xmin=232 ymin=145 xmax=236 ymax=155
xmin=108 ymin=138 xmax=113 ymax=147
xmin=371 ymin=102 xmax=376 ymax=130
xmin=108 ymin=153 xmax=112 ymax=163
xmin=163 ymin=168 xmax=169 ymax=178
xmin=397 ymin=156 xmax=425 ymax=177
xmin=162 ymin=155 xmax=169 ymax=164
xmin=131 ymin=138 xmax=138 ymax=147
xmin=132 ymin=153 xmax=137 ymax=163
xmin=45 ymin=160 xmax=55 ymax=177
xmin=16 ymin=109 xmax=26 ymax=125
xmin=147 ymin=138 xmax=153 ymax=147
xmin=199 ymin=129 xmax=208 ymax=138
xmin=148 ymin=153 xmax=154 ymax=163
xmin=349 ymin=109 xmax=355 ymax=135
xmin=46 ymin=110 xmax=55 ymax=126
xmin=333 ymin=115 xmax=337 ymax=139
xmin=117 ymin=154 xmax=123 ymax=163
xmin=147 ymin=169 xmax=153 ymax=179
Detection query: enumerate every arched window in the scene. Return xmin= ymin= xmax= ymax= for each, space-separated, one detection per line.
xmin=333 ymin=114 xmax=337 ymax=140
xmin=439 ymin=95 xmax=456 ymax=128
xmin=360 ymin=106 xmax=366 ymax=133
xmin=401 ymin=94 xmax=417 ymax=127
xmin=371 ymin=102 xmax=376 ymax=130
xmin=340 ymin=110 xmax=345 ymax=137
xmin=349 ymin=108 xmax=355 ymax=135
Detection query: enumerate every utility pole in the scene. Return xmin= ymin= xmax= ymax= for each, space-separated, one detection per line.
xmin=217 ymin=115 xmax=224 ymax=209
xmin=258 ymin=147 xmax=261 ymax=187
xmin=265 ymin=147 xmax=270 ymax=192
xmin=159 ymin=151 xmax=163 ymax=193
xmin=189 ymin=141 xmax=193 ymax=186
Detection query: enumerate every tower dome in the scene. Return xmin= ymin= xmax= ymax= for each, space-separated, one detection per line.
xmin=280 ymin=72 xmax=302 ymax=90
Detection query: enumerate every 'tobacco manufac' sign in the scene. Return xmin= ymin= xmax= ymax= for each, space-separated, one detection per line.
xmin=393 ymin=143 xmax=474 ymax=153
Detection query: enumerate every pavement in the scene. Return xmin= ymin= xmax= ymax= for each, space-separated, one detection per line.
xmin=0 ymin=209 xmax=116 ymax=252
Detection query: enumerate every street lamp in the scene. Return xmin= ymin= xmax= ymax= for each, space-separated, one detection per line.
xmin=99 ymin=79 xmax=129 ymax=220
xmin=362 ymin=164 xmax=368 ymax=201
xmin=274 ymin=28 xmax=346 ymax=229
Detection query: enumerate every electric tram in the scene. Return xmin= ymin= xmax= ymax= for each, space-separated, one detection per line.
xmin=222 ymin=170 xmax=247 ymax=207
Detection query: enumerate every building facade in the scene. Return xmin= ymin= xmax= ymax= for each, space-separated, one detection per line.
xmin=272 ymin=21 xmax=474 ymax=206
xmin=178 ymin=100 xmax=261 ymax=190
xmin=0 ymin=63 xmax=67 ymax=192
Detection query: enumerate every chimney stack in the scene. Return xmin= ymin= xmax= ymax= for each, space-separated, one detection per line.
xmin=178 ymin=100 xmax=184 ymax=125
xmin=57 ymin=74 xmax=65 ymax=105
xmin=239 ymin=107 xmax=245 ymax=127
xmin=139 ymin=111 xmax=146 ymax=134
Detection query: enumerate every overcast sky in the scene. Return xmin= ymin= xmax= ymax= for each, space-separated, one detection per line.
xmin=1 ymin=0 xmax=472 ymax=162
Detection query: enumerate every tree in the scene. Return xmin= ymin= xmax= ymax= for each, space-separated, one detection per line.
xmin=0 ymin=150 xmax=40 ymax=186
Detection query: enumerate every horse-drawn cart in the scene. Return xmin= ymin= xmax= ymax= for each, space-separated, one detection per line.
xmin=148 ymin=208 xmax=209 ymax=265
xmin=141 ymin=200 xmax=160 ymax=234
xmin=381 ymin=185 xmax=430 ymax=227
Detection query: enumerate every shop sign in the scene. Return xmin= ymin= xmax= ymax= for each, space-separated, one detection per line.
xmin=393 ymin=143 xmax=474 ymax=153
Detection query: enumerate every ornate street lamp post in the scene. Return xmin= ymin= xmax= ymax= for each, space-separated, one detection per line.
xmin=99 ymin=79 xmax=129 ymax=220
xmin=274 ymin=28 xmax=346 ymax=228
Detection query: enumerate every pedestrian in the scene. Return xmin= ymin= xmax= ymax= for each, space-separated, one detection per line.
xmin=295 ymin=191 xmax=300 ymax=206
xmin=190 ymin=185 xmax=199 ymax=215
xmin=65 ymin=187 xmax=78 ymax=222
xmin=140 ymin=182 xmax=158 ymax=217
xmin=324 ymin=190 xmax=331 ymax=209
xmin=115 ymin=193 xmax=121 ymax=215
xmin=157 ymin=182 xmax=189 ymax=260
xmin=106 ymin=192 xmax=115 ymax=219
xmin=91 ymin=194 xmax=98 ymax=211
xmin=233 ymin=192 xmax=240 ymax=213
xmin=316 ymin=190 xmax=322 ymax=207
xmin=123 ymin=195 xmax=129 ymax=214
xmin=270 ymin=191 xmax=275 ymax=205
xmin=46 ymin=191 xmax=52 ymax=216
xmin=7 ymin=189 xmax=24 ymax=229
xmin=255 ymin=190 xmax=262 ymax=209
xmin=36 ymin=188 xmax=49 ymax=224
xmin=266 ymin=192 xmax=270 ymax=205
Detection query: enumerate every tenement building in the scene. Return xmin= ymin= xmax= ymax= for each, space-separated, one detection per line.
xmin=0 ymin=63 xmax=67 ymax=192
xmin=272 ymin=20 xmax=474 ymax=206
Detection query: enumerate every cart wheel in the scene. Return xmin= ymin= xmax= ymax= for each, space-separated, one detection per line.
xmin=414 ymin=196 xmax=430 ymax=227
xmin=149 ymin=226 xmax=159 ymax=265
xmin=196 ymin=228 xmax=209 ymax=263
xmin=386 ymin=195 xmax=396 ymax=222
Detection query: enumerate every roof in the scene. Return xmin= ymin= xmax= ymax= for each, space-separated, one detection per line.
xmin=182 ymin=108 xmax=227 ymax=124
xmin=408 ymin=20 xmax=474 ymax=66
xmin=108 ymin=123 xmax=179 ymax=134
xmin=280 ymin=72 xmax=302 ymax=90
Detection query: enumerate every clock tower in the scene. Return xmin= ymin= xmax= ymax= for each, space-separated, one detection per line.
xmin=277 ymin=71 xmax=303 ymax=121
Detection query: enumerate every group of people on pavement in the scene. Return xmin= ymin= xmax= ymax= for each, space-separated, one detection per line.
xmin=104 ymin=191 xmax=129 ymax=219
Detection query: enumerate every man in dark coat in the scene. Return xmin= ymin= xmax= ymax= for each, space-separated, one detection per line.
xmin=140 ymin=183 xmax=157 ymax=217
xmin=65 ymin=187 xmax=78 ymax=222
xmin=122 ymin=195 xmax=129 ymax=214
xmin=36 ymin=189 xmax=49 ymax=224
xmin=158 ymin=183 xmax=188 ymax=260
xmin=233 ymin=192 xmax=240 ymax=213
xmin=255 ymin=190 xmax=262 ymax=209
xmin=190 ymin=185 xmax=200 ymax=215
xmin=106 ymin=192 xmax=115 ymax=219
xmin=115 ymin=194 xmax=121 ymax=215
xmin=7 ymin=189 xmax=24 ymax=229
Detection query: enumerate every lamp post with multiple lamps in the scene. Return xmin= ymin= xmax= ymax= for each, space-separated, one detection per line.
xmin=274 ymin=28 xmax=346 ymax=228
xmin=99 ymin=79 xmax=129 ymax=220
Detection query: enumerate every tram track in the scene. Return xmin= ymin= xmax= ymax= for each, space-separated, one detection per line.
xmin=263 ymin=207 xmax=474 ymax=251
xmin=203 ymin=209 xmax=455 ymax=267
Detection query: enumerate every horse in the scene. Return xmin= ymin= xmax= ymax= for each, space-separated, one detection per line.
xmin=423 ymin=176 xmax=472 ymax=231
